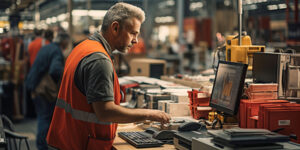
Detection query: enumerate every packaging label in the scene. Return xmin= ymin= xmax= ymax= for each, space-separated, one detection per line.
xmin=278 ymin=120 xmax=290 ymax=126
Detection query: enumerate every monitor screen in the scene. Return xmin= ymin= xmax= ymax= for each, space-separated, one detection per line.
xmin=209 ymin=61 xmax=248 ymax=115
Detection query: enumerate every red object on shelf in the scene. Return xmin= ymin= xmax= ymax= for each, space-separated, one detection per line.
xmin=264 ymin=108 xmax=300 ymax=143
xmin=248 ymin=116 xmax=259 ymax=128
xmin=120 ymin=83 xmax=139 ymax=102
xmin=247 ymin=91 xmax=278 ymax=100
xmin=259 ymin=103 xmax=300 ymax=129
xmin=187 ymin=90 xmax=210 ymax=107
xmin=247 ymin=84 xmax=278 ymax=92
xmin=239 ymin=99 xmax=288 ymax=128
xmin=189 ymin=105 xmax=211 ymax=120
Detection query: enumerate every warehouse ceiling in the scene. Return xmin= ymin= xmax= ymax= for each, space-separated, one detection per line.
xmin=0 ymin=0 xmax=297 ymax=21
xmin=0 ymin=0 xmax=36 ymax=12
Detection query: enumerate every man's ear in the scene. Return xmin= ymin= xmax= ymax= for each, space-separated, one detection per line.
xmin=111 ymin=21 xmax=120 ymax=36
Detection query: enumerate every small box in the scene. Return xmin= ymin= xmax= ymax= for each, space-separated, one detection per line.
xmin=190 ymin=106 xmax=212 ymax=120
xmin=158 ymin=100 xmax=172 ymax=112
xmin=248 ymin=83 xmax=278 ymax=92
xmin=171 ymin=93 xmax=189 ymax=103
xmin=145 ymin=94 xmax=171 ymax=109
xmin=130 ymin=58 xmax=166 ymax=79
xmin=166 ymin=102 xmax=190 ymax=117
xmin=247 ymin=91 xmax=278 ymax=100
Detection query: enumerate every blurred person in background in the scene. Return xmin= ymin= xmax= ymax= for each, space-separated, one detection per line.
xmin=27 ymin=29 xmax=52 ymax=67
xmin=46 ymin=2 xmax=170 ymax=150
xmin=25 ymin=33 xmax=70 ymax=150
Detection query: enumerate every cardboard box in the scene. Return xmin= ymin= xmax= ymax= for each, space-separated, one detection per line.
xmin=129 ymin=58 xmax=166 ymax=78
xmin=145 ymin=94 xmax=171 ymax=109
xmin=247 ymin=91 xmax=278 ymax=100
xmin=171 ymin=93 xmax=189 ymax=103
xmin=158 ymin=100 xmax=173 ymax=112
xmin=166 ymin=102 xmax=190 ymax=117
xmin=248 ymin=83 xmax=278 ymax=92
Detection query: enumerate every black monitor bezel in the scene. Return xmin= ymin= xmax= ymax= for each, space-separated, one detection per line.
xmin=209 ymin=61 xmax=248 ymax=116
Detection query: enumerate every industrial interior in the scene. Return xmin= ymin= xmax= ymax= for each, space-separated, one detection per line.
xmin=0 ymin=0 xmax=300 ymax=150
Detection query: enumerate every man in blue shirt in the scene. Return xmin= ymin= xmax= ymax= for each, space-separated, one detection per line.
xmin=26 ymin=32 xmax=69 ymax=150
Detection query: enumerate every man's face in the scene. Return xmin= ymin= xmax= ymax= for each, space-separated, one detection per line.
xmin=115 ymin=18 xmax=141 ymax=53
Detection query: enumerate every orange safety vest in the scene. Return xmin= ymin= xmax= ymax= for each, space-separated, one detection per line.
xmin=46 ymin=39 xmax=121 ymax=150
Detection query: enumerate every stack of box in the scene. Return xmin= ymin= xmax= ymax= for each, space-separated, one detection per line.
xmin=120 ymin=82 xmax=139 ymax=102
xmin=239 ymin=99 xmax=289 ymax=128
xmin=145 ymin=94 xmax=171 ymax=109
xmin=166 ymin=102 xmax=190 ymax=117
xmin=187 ymin=89 xmax=211 ymax=119
xmin=246 ymin=83 xmax=278 ymax=100
xmin=239 ymin=99 xmax=300 ymax=143
xmin=258 ymin=103 xmax=300 ymax=143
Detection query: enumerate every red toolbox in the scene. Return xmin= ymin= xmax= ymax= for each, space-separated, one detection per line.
xmin=187 ymin=90 xmax=210 ymax=106
xmin=120 ymin=82 xmax=139 ymax=102
xmin=239 ymin=99 xmax=288 ymax=128
xmin=264 ymin=108 xmax=300 ymax=143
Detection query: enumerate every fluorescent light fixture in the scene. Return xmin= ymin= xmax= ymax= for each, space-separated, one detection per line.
xmin=72 ymin=9 xmax=107 ymax=20
xmin=155 ymin=16 xmax=175 ymax=23
xmin=72 ymin=10 xmax=88 ymax=16
xmin=0 ymin=16 xmax=8 ymax=21
xmin=51 ymin=17 xmax=57 ymax=23
xmin=46 ymin=18 xmax=51 ymax=24
xmin=60 ymin=21 xmax=68 ymax=30
xmin=57 ymin=13 xmax=66 ymax=21
xmin=243 ymin=0 xmax=267 ymax=5
xmin=278 ymin=3 xmax=287 ymax=9
xmin=245 ymin=4 xmax=257 ymax=10
xmin=249 ymin=4 xmax=257 ymax=10
xmin=88 ymin=10 xmax=107 ymax=20
xmin=28 ymin=23 xmax=35 ymax=30
xmin=267 ymin=4 xmax=278 ymax=10
xmin=190 ymin=2 xmax=203 ymax=11
xmin=166 ymin=0 xmax=175 ymax=6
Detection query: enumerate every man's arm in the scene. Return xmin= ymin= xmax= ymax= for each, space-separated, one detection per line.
xmin=92 ymin=101 xmax=170 ymax=124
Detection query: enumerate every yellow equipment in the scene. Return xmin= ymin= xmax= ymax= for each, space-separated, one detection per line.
xmin=225 ymin=35 xmax=265 ymax=70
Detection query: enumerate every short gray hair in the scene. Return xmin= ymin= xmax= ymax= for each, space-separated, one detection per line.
xmin=101 ymin=2 xmax=145 ymax=32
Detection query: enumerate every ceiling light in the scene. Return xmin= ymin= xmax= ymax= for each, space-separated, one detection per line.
xmin=278 ymin=3 xmax=287 ymax=9
xmin=267 ymin=5 xmax=278 ymax=10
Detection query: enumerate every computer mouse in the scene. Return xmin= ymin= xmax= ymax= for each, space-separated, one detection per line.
xmin=152 ymin=130 xmax=177 ymax=140
xmin=145 ymin=127 xmax=159 ymax=134
xmin=177 ymin=122 xmax=206 ymax=132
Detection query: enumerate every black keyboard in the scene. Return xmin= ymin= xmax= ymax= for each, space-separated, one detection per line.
xmin=118 ymin=131 xmax=164 ymax=148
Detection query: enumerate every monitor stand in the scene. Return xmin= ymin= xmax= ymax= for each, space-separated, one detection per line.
xmin=212 ymin=111 xmax=223 ymax=129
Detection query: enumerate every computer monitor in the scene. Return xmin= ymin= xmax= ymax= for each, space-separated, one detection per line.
xmin=209 ymin=61 xmax=248 ymax=116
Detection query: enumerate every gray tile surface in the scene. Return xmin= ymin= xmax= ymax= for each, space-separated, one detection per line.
xmin=14 ymin=119 xmax=37 ymax=150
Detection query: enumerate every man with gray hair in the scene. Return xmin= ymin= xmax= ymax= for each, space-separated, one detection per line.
xmin=47 ymin=2 xmax=170 ymax=150
xmin=26 ymin=32 xmax=69 ymax=150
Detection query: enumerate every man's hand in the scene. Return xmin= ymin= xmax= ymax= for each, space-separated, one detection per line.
xmin=146 ymin=109 xmax=171 ymax=124
xmin=92 ymin=101 xmax=171 ymax=123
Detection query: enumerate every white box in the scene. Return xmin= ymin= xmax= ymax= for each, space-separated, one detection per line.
xmin=166 ymin=102 xmax=190 ymax=117
xmin=158 ymin=100 xmax=173 ymax=112
xmin=171 ymin=93 xmax=189 ymax=103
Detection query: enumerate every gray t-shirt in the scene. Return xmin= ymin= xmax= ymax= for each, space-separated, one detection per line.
xmin=74 ymin=31 xmax=114 ymax=103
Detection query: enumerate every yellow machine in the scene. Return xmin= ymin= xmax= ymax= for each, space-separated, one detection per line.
xmin=225 ymin=35 xmax=265 ymax=70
